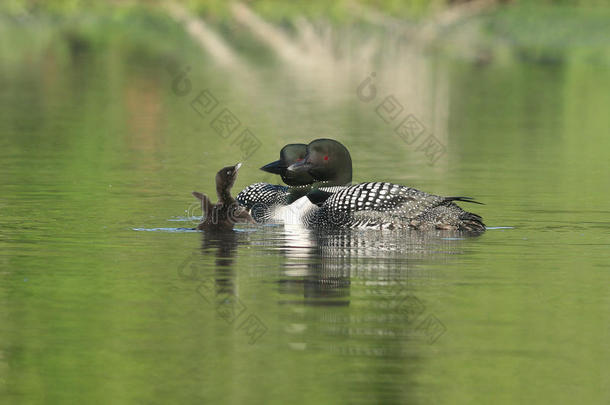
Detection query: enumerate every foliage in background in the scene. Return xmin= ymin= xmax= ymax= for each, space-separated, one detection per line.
xmin=3 ymin=0 xmax=610 ymax=21
xmin=3 ymin=0 xmax=440 ymax=21
xmin=1 ymin=0 xmax=610 ymax=69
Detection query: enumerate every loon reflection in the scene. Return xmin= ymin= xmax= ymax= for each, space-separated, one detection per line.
xmin=274 ymin=226 xmax=469 ymax=307
xmin=197 ymin=230 xmax=242 ymax=301
xmin=190 ymin=224 xmax=459 ymax=405
xmin=193 ymin=225 xmax=469 ymax=305
xmin=271 ymin=225 xmax=462 ymax=376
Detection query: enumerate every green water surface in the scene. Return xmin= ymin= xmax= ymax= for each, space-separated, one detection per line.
xmin=1 ymin=14 xmax=609 ymax=404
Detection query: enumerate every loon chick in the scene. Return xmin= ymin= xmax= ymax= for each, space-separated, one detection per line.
xmin=192 ymin=163 xmax=254 ymax=231
xmin=287 ymin=139 xmax=485 ymax=233
xmin=236 ymin=144 xmax=338 ymax=222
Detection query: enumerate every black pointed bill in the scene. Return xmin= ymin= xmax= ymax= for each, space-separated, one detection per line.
xmin=260 ymin=159 xmax=284 ymax=174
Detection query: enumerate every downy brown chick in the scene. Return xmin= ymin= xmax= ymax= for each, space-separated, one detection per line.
xmin=192 ymin=163 xmax=254 ymax=231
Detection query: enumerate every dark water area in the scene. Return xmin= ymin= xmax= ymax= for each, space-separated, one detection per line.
xmin=1 ymin=18 xmax=609 ymax=404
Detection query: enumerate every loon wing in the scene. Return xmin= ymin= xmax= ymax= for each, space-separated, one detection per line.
xmin=317 ymin=182 xmax=479 ymax=228
xmin=236 ymin=183 xmax=290 ymax=209
xmin=322 ymin=182 xmax=443 ymax=212
xmin=235 ymin=182 xmax=293 ymax=223
xmin=192 ymin=191 xmax=213 ymax=215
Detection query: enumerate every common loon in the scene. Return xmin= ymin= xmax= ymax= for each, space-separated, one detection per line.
xmin=236 ymin=144 xmax=342 ymax=222
xmin=286 ymin=139 xmax=485 ymax=232
xmin=192 ymin=162 xmax=254 ymax=231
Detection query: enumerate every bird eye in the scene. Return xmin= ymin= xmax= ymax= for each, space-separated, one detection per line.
xmin=324 ymin=155 xmax=329 ymax=161
xmin=227 ymin=171 xmax=232 ymax=175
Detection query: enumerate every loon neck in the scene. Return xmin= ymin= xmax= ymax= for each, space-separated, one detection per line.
xmin=288 ymin=180 xmax=344 ymax=192
xmin=312 ymin=179 xmax=347 ymax=188
xmin=311 ymin=164 xmax=351 ymax=187
xmin=286 ymin=184 xmax=312 ymax=204
xmin=216 ymin=186 xmax=232 ymax=204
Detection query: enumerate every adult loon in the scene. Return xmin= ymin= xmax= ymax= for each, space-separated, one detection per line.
xmin=236 ymin=144 xmax=342 ymax=222
xmin=192 ymin=163 xmax=254 ymax=231
xmin=287 ymin=139 xmax=485 ymax=232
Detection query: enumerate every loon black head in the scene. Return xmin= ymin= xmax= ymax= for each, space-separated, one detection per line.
xmin=287 ymin=139 xmax=352 ymax=187
xmin=259 ymin=143 xmax=315 ymax=186
xmin=215 ymin=162 xmax=242 ymax=202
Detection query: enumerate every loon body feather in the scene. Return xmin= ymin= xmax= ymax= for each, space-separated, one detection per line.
xmin=236 ymin=182 xmax=291 ymax=223
xmin=236 ymin=182 xmax=346 ymax=223
xmin=310 ymin=182 xmax=485 ymax=232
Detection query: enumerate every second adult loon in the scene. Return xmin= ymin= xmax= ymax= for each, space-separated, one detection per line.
xmin=236 ymin=143 xmax=339 ymax=222
xmin=286 ymin=139 xmax=485 ymax=232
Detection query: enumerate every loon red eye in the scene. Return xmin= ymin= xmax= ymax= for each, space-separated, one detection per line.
xmin=324 ymin=155 xmax=329 ymax=161
xmin=296 ymin=158 xmax=303 ymax=162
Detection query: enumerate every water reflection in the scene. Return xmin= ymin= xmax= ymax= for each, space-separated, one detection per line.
xmin=176 ymin=230 xmax=245 ymax=312
xmin=272 ymin=227 xmax=462 ymax=341
xmin=278 ymin=227 xmax=467 ymax=285
xmin=250 ymin=226 xmax=469 ymax=403
xmin=197 ymin=230 xmax=241 ymax=303
xmin=195 ymin=226 xmax=471 ymax=320
xmin=199 ymin=229 xmax=241 ymax=268
xmin=188 ymin=225 xmax=472 ymax=359
xmin=189 ymin=224 xmax=465 ymax=403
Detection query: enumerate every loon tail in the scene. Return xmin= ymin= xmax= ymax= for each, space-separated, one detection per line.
xmin=444 ymin=196 xmax=484 ymax=205
xmin=458 ymin=211 xmax=486 ymax=233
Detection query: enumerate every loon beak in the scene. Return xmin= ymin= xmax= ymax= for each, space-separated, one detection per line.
xmin=234 ymin=162 xmax=242 ymax=172
xmin=260 ymin=159 xmax=284 ymax=174
xmin=287 ymin=159 xmax=312 ymax=173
